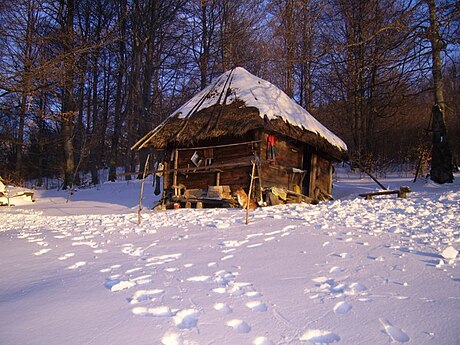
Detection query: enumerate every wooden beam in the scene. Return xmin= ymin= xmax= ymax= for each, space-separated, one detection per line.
xmin=116 ymin=161 xmax=253 ymax=177
xmin=176 ymin=140 xmax=262 ymax=151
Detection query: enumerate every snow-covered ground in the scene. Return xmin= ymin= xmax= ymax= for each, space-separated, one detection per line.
xmin=1 ymin=171 xmax=459 ymax=345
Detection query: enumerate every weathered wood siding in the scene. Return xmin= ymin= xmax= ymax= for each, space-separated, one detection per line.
xmin=315 ymin=155 xmax=333 ymax=195
xmin=309 ymin=153 xmax=333 ymax=197
xmin=167 ymin=139 xmax=258 ymax=192
xmin=162 ymin=131 xmax=334 ymax=201
xmin=260 ymin=132 xmax=304 ymax=190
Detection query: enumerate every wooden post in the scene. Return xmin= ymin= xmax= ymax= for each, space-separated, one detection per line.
xmin=256 ymin=159 xmax=263 ymax=204
xmin=246 ymin=161 xmax=256 ymax=225
xmin=308 ymin=153 xmax=317 ymax=198
xmin=138 ymin=154 xmax=150 ymax=225
xmin=163 ymin=162 xmax=170 ymax=190
xmin=173 ymin=148 xmax=179 ymax=196
xmin=327 ymin=162 xmax=333 ymax=195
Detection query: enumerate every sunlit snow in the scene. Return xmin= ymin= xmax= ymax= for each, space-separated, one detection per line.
xmin=1 ymin=169 xmax=459 ymax=344
xmin=171 ymin=67 xmax=347 ymax=152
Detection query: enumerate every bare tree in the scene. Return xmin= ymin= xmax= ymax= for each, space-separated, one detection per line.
xmin=426 ymin=0 xmax=455 ymax=183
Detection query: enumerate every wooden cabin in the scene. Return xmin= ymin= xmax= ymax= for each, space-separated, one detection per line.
xmin=132 ymin=67 xmax=347 ymax=209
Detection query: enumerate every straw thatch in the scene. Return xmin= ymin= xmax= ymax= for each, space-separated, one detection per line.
xmin=133 ymin=100 xmax=347 ymax=160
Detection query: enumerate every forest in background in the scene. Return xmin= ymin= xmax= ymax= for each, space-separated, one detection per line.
xmin=0 ymin=0 xmax=459 ymax=188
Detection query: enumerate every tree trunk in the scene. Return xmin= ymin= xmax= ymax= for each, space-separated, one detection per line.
xmin=284 ymin=0 xmax=294 ymax=98
xmin=61 ymin=0 xmax=76 ymax=190
xmin=200 ymin=1 xmax=209 ymax=90
xmin=90 ymin=48 xmax=100 ymax=186
xmin=16 ymin=0 xmax=36 ymax=182
xmin=109 ymin=0 xmax=127 ymax=182
xmin=427 ymin=0 xmax=453 ymax=183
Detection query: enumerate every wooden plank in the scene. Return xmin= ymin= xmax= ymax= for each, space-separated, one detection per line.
xmin=359 ymin=187 xmax=411 ymax=200
xmin=116 ymin=161 xmax=252 ymax=177
xmin=177 ymin=140 xmax=262 ymax=151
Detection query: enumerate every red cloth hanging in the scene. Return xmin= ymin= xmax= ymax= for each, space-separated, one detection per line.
xmin=267 ymin=135 xmax=278 ymax=161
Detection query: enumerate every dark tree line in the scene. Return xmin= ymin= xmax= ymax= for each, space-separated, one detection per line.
xmin=0 ymin=0 xmax=458 ymax=187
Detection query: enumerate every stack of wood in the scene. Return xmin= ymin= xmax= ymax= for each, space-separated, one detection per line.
xmin=264 ymin=187 xmax=315 ymax=206
xmin=313 ymin=187 xmax=334 ymax=202
xmin=207 ymin=185 xmax=232 ymax=199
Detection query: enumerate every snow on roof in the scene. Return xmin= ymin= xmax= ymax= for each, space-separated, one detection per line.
xmin=172 ymin=67 xmax=347 ymax=152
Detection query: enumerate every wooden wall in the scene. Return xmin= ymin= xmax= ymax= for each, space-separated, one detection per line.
xmin=260 ymin=132 xmax=304 ymax=190
xmin=163 ymin=131 xmax=334 ymax=201
xmin=308 ymin=153 xmax=333 ymax=198
xmin=165 ymin=139 xmax=258 ymax=192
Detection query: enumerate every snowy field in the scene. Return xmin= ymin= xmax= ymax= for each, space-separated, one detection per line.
xmin=1 ymin=170 xmax=459 ymax=345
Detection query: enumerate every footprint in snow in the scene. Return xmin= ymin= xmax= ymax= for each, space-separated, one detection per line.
xmin=246 ymin=301 xmax=268 ymax=312
xmin=282 ymin=225 xmax=296 ymax=232
xmin=93 ymin=249 xmax=108 ymax=254
xmin=221 ymin=254 xmax=234 ymax=261
xmin=164 ymin=267 xmax=179 ymax=273
xmin=161 ymin=331 xmax=183 ymax=345
xmin=174 ymin=308 xmax=199 ymax=329
xmin=58 ymin=252 xmax=75 ymax=260
xmin=132 ymin=306 xmax=174 ymax=317
xmin=129 ymin=289 xmax=165 ymax=304
xmin=220 ymin=240 xmax=248 ymax=248
xmin=186 ymin=275 xmax=212 ymax=283
xmin=299 ymin=329 xmax=340 ymax=344
xmin=100 ymin=264 xmax=121 ymax=273
xmin=329 ymin=266 xmax=344 ymax=274
xmin=34 ymin=248 xmax=51 ymax=256
xmin=28 ymin=237 xmax=45 ymax=243
xmin=214 ymin=302 xmax=232 ymax=314
xmin=265 ymin=230 xmax=282 ymax=236
xmin=333 ymin=301 xmax=352 ymax=314
xmin=253 ymin=336 xmax=275 ymax=345
xmin=348 ymin=282 xmax=367 ymax=294
xmin=67 ymin=261 xmax=86 ymax=270
xmin=212 ymin=287 xmax=227 ymax=294
xmin=247 ymin=243 xmax=263 ymax=248
xmin=379 ymin=318 xmax=410 ymax=343
xmin=227 ymin=319 xmax=251 ymax=333
xmin=130 ymin=274 xmax=152 ymax=285
xmin=105 ymin=279 xmax=136 ymax=292
xmin=246 ymin=291 xmax=262 ymax=298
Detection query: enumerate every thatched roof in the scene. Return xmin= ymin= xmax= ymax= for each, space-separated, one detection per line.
xmin=133 ymin=67 xmax=348 ymax=160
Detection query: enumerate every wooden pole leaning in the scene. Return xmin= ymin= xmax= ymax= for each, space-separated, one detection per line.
xmin=138 ymin=154 xmax=150 ymax=225
xmin=246 ymin=160 xmax=256 ymax=225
